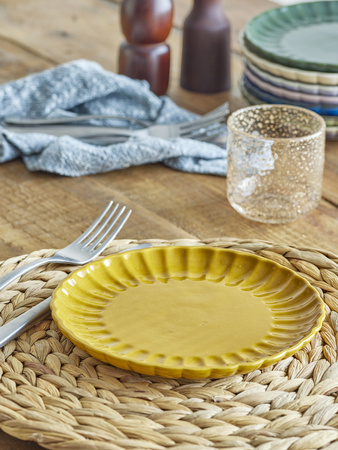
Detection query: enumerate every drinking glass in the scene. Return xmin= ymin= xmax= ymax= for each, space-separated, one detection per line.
xmin=226 ymin=105 xmax=326 ymax=224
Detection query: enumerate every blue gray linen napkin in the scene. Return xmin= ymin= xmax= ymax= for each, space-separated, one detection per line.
xmin=0 ymin=60 xmax=227 ymax=177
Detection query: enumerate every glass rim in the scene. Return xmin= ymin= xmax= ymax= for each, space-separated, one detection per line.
xmin=227 ymin=104 xmax=326 ymax=142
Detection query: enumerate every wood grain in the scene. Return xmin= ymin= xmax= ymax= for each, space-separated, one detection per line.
xmin=0 ymin=0 xmax=334 ymax=256
xmin=0 ymin=0 xmax=336 ymax=448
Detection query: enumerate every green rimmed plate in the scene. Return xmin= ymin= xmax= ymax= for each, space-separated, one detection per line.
xmin=50 ymin=246 xmax=325 ymax=379
xmin=244 ymin=1 xmax=338 ymax=72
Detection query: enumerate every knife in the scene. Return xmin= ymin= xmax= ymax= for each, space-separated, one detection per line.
xmin=0 ymin=243 xmax=152 ymax=347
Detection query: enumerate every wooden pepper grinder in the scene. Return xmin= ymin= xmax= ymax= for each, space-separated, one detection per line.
xmin=118 ymin=0 xmax=174 ymax=96
xmin=180 ymin=0 xmax=231 ymax=93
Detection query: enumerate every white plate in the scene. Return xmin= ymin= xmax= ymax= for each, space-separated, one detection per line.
xmin=245 ymin=60 xmax=338 ymax=96
xmin=244 ymin=65 xmax=338 ymax=106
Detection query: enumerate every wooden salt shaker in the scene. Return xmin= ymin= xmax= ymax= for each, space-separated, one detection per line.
xmin=118 ymin=0 xmax=174 ymax=96
xmin=180 ymin=0 xmax=231 ymax=93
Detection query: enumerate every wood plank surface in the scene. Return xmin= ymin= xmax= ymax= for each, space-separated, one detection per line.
xmin=0 ymin=0 xmax=337 ymax=448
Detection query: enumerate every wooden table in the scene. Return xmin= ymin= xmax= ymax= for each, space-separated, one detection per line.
xmin=0 ymin=0 xmax=337 ymax=448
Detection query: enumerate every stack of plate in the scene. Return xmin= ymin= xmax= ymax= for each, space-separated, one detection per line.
xmin=240 ymin=0 xmax=338 ymax=139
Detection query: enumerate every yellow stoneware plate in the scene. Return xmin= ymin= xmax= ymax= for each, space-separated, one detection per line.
xmin=50 ymin=246 xmax=325 ymax=379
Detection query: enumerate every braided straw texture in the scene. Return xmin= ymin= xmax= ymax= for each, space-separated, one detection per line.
xmin=1 ymin=238 xmax=338 ymax=450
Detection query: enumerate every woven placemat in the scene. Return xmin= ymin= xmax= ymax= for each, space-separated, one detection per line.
xmin=1 ymin=237 xmax=338 ymax=450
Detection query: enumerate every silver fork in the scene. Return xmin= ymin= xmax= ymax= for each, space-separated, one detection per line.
xmin=0 ymin=201 xmax=131 ymax=292
xmin=3 ymin=103 xmax=228 ymax=142
xmin=60 ymin=120 xmax=226 ymax=146
xmin=0 ymin=242 xmax=151 ymax=348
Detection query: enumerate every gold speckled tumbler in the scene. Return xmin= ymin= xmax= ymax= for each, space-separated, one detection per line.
xmin=226 ymin=105 xmax=326 ymax=224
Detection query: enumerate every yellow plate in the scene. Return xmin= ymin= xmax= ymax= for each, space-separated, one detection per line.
xmin=51 ymin=246 xmax=325 ymax=379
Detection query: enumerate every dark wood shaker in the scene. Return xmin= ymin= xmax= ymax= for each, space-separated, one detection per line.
xmin=118 ymin=0 xmax=174 ymax=96
xmin=180 ymin=0 xmax=231 ymax=93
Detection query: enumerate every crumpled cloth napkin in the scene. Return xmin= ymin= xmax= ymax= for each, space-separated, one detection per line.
xmin=0 ymin=59 xmax=227 ymax=177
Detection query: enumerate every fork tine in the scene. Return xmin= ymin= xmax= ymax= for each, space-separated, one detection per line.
xmin=186 ymin=102 xmax=229 ymax=124
xmin=204 ymin=102 xmax=229 ymax=118
xmin=179 ymin=114 xmax=226 ymax=136
xmin=82 ymin=203 xmax=122 ymax=247
xmin=87 ymin=204 xmax=125 ymax=248
xmin=71 ymin=201 xmax=115 ymax=245
xmin=172 ymin=102 xmax=228 ymax=130
xmin=89 ymin=208 xmax=132 ymax=253
xmin=185 ymin=123 xmax=226 ymax=141
xmin=179 ymin=103 xmax=228 ymax=132
xmin=179 ymin=111 xmax=226 ymax=132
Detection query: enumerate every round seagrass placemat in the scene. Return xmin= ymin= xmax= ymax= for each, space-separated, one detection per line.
xmin=1 ymin=237 xmax=338 ymax=450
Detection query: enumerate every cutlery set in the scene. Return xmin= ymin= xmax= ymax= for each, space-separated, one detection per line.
xmin=0 ymin=201 xmax=137 ymax=347
xmin=3 ymin=102 xmax=228 ymax=145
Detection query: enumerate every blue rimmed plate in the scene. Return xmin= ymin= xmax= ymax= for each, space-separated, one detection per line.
xmin=244 ymin=65 xmax=338 ymax=106
xmin=241 ymin=74 xmax=338 ymax=116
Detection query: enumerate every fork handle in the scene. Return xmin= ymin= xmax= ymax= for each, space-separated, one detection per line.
xmin=3 ymin=124 xmax=139 ymax=138
xmin=0 ymin=256 xmax=57 ymax=292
